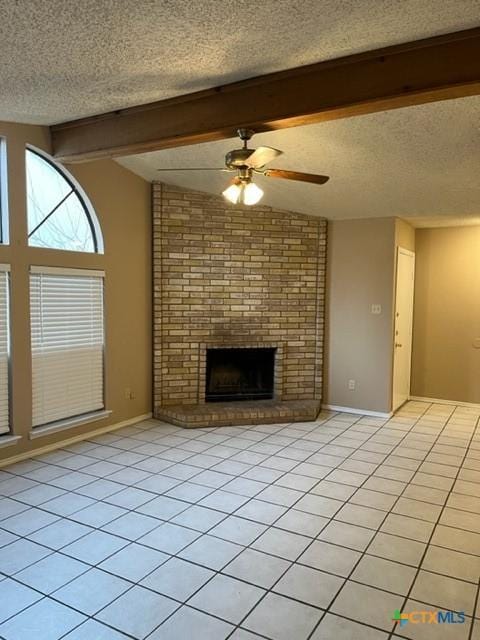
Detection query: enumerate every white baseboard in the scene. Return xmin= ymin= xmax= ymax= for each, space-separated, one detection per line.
xmin=322 ymin=404 xmax=393 ymax=419
xmin=409 ymin=396 xmax=480 ymax=410
xmin=0 ymin=413 xmax=153 ymax=469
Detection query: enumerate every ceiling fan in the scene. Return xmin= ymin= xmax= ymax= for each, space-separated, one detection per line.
xmin=156 ymin=128 xmax=330 ymax=206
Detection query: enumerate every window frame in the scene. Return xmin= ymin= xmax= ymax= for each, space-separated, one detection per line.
xmin=0 ymin=138 xmax=9 ymax=245
xmin=26 ymin=145 xmax=104 ymax=254
xmin=0 ymin=264 xmax=11 ymax=436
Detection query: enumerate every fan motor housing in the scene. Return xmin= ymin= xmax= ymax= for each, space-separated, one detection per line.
xmin=225 ymin=148 xmax=254 ymax=169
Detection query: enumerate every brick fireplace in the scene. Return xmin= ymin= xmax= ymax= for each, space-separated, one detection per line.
xmin=153 ymin=182 xmax=327 ymax=427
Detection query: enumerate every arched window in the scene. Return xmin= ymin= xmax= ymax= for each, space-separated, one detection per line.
xmin=26 ymin=148 xmax=103 ymax=253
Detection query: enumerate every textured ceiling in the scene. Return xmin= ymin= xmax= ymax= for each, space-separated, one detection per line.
xmin=118 ymin=96 xmax=480 ymax=221
xmin=1 ymin=0 xmax=479 ymax=124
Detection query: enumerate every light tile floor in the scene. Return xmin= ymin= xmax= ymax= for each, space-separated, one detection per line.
xmin=0 ymin=401 xmax=479 ymax=639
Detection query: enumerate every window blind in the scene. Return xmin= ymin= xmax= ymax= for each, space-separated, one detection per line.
xmin=0 ymin=266 xmax=10 ymax=435
xmin=30 ymin=267 xmax=105 ymax=427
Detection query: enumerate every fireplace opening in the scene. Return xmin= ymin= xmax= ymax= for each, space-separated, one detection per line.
xmin=206 ymin=347 xmax=275 ymax=402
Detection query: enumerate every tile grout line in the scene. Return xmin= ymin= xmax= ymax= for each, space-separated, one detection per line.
xmin=222 ymin=404 xmax=436 ymax=639
xmin=1 ymin=403 xmax=479 ymax=639
xmin=4 ymin=406 xmax=474 ymax=639
xmin=92 ymin=407 xmax=479 ymax=637
xmin=388 ymin=405 xmax=480 ymax=640
xmin=0 ymin=406 xmax=460 ymax=636
xmin=0 ymin=413 xmax=351 ymax=638
xmin=302 ymin=401 xmax=445 ymax=640
xmin=112 ymin=405 xmax=480 ymax=638
xmin=134 ymin=412 xmax=369 ymax=638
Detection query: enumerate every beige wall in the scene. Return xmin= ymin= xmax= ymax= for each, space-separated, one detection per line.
xmin=324 ymin=218 xmax=396 ymax=414
xmin=0 ymin=121 xmax=152 ymax=462
xmin=411 ymin=226 xmax=480 ymax=404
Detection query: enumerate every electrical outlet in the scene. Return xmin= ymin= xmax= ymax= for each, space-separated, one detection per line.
xmin=125 ymin=387 xmax=132 ymax=400
xmin=371 ymin=304 xmax=382 ymax=315
xmin=348 ymin=379 xmax=356 ymax=390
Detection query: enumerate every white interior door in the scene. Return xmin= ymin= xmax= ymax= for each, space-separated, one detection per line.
xmin=392 ymin=248 xmax=415 ymax=411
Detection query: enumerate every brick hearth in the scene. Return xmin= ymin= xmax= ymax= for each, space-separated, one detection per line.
xmin=153 ymin=182 xmax=327 ymax=427
xmin=156 ymin=399 xmax=321 ymax=428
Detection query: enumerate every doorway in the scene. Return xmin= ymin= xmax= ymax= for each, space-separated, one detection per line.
xmin=392 ymin=248 xmax=415 ymax=411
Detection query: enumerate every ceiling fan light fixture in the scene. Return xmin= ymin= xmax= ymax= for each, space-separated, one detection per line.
xmin=223 ymin=179 xmax=264 ymax=206
xmin=242 ymin=181 xmax=264 ymax=206
xmin=222 ymin=183 xmax=242 ymax=204
xmin=158 ymin=130 xmax=330 ymax=199
xmin=158 ymin=129 xmax=329 ymax=198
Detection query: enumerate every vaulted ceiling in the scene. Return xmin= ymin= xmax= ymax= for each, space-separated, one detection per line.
xmin=118 ymin=96 xmax=480 ymax=222
xmin=1 ymin=0 xmax=479 ymax=124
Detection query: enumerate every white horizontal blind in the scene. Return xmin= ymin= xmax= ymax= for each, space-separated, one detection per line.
xmin=30 ymin=268 xmax=105 ymax=427
xmin=0 ymin=267 xmax=9 ymax=435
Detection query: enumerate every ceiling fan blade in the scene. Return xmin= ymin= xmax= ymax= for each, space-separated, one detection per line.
xmin=263 ymin=169 xmax=330 ymax=185
xmin=245 ymin=146 xmax=283 ymax=168
xmin=156 ymin=167 xmax=228 ymax=171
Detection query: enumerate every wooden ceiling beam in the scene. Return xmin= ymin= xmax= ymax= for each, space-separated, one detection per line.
xmin=51 ymin=27 xmax=480 ymax=162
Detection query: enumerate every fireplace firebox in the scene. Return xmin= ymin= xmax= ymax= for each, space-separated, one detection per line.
xmin=206 ymin=347 xmax=275 ymax=402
